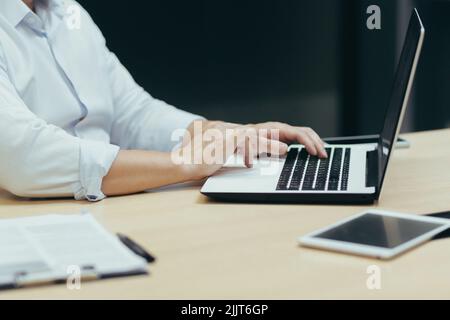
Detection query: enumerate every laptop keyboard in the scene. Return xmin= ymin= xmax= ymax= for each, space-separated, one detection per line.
xmin=276 ymin=147 xmax=351 ymax=191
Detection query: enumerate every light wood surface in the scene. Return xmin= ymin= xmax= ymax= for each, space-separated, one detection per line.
xmin=1 ymin=129 xmax=449 ymax=299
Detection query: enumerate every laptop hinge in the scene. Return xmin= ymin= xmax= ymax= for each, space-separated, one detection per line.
xmin=366 ymin=149 xmax=379 ymax=190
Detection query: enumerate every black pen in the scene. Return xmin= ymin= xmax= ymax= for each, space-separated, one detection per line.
xmin=117 ymin=233 xmax=156 ymax=263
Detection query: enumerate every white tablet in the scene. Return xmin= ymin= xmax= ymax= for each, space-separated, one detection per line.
xmin=299 ymin=209 xmax=450 ymax=260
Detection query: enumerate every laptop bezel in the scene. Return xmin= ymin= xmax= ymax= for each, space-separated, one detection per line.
xmin=375 ymin=8 xmax=425 ymax=199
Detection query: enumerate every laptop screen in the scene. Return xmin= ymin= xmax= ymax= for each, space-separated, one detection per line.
xmin=377 ymin=9 xmax=424 ymax=196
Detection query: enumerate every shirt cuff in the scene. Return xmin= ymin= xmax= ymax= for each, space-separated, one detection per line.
xmin=73 ymin=140 xmax=120 ymax=201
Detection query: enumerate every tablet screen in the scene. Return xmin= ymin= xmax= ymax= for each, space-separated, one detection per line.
xmin=314 ymin=213 xmax=446 ymax=249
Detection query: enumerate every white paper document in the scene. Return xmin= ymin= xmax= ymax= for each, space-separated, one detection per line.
xmin=0 ymin=213 xmax=148 ymax=289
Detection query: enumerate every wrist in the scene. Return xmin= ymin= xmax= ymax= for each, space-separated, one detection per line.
xmin=168 ymin=150 xmax=205 ymax=182
xmin=179 ymin=163 xmax=206 ymax=182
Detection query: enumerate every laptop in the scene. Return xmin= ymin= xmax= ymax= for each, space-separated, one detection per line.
xmin=201 ymin=8 xmax=425 ymax=204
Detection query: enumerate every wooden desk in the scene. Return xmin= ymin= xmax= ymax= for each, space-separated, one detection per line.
xmin=1 ymin=129 xmax=449 ymax=299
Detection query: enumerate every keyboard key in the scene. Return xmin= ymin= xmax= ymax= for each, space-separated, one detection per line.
xmin=275 ymin=146 xmax=352 ymax=193
xmin=328 ymin=148 xmax=343 ymax=191
xmin=314 ymin=148 xmax=332 ymax=190
xmin=276 ymin=148 xmax=299 ymax=190
xmin=340 ymin=148 xmax=351 ymax=190
xmin=288 ymin=149 xmax=308 ymax=190
xmin=302 ymin=156 xmax=319 ymax=190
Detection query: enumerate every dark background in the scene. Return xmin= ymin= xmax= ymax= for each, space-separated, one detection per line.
xmin=77 ymin=0 xmax=450 ymax=137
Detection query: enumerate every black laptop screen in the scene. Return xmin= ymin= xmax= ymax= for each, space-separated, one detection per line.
xmin=377 ymin=9 xmax=424 ymax=195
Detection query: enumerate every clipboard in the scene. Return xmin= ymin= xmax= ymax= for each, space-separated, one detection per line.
xmin=0 ymin=234 xmax=154 ymax=291
xmin=0 ymin=214 xmax=156 ymax=291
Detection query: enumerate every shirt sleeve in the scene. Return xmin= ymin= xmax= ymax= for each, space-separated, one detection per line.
xmin=0 ymin=46 xmax=119 ymax=201
xmin=88 ymin=20 xmax=204 ymax=152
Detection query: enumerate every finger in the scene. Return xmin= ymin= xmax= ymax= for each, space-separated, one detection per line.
xmin=269 ymin=125 xmax=318 ymax=156
xmin=261 ymin=128 xmax=284 ymax=156
xmin=302 ymin=128 xmax=327 ymax=158
xmin=245 ymin=129 xmax=258 ymax=167
xmin=235 ymin=132 xmax=254 ymax=168
xmin=221 ymin=130 xmax=238 ymax=163
xmin=306 ymin=128 xmax=326 ymax=148
xmin=244 ymin=136 xmax=255 ymax=168
xmin=292 ymin=130 xmax=318 ymax=156
xmin=257 ymin=136 xmax=288 ymax=156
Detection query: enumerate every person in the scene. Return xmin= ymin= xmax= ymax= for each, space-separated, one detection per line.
xmin=0 ymin=0 xmax=327 ymax=201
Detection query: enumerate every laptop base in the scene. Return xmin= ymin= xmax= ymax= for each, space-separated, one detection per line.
xmin=202 ymin=191 xmax=376 ymax=205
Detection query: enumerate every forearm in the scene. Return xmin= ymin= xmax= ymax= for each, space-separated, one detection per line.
xmin=101 ymin=150 xmax=194 ymax=196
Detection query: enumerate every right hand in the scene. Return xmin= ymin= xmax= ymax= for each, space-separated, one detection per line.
xmin=172 ymin=121 xmax=288 ymax=180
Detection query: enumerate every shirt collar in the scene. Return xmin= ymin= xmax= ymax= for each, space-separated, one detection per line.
xmin=0 ymin=0 xmax=65 ymax=28
xmin=0 ymin=0 xmax=31 ymax=27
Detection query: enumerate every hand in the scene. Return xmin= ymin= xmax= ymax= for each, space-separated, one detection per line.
xmin=174 ymin=120 xmax=327 ymax=180
xmin=174 ymin=121 xmax=286 ymax=179
xmin=102 ymin=120 xmax=327 ymax=196
xmin=253 ymin=121 xmax=327 ymax=158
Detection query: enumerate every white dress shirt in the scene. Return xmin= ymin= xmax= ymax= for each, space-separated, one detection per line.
xmin=0 ymin=0 xmax=202 ymax=201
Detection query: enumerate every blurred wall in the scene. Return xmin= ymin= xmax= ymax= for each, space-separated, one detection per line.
xmin=77 ymin=0 xmax=450 ymax=137
xmin=414 ymin=0 xmax=450 ymax=131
